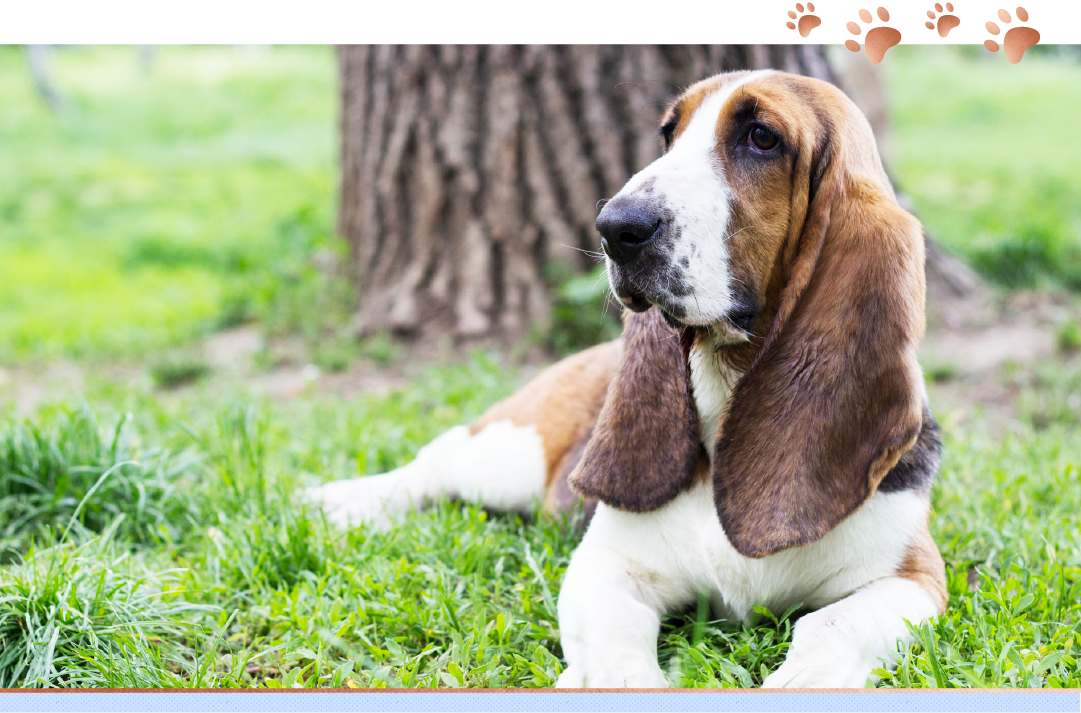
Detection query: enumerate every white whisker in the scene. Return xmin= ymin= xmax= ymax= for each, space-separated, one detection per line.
xmin=561 ymin=244 xmax=607 ymax=260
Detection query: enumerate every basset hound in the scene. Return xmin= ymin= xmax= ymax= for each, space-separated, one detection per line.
xmin=307 ymin=69 xmax=947 ymax=689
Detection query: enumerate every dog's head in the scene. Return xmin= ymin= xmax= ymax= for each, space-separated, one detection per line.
xmin=571 ymin=70 xmax=927 ymax=558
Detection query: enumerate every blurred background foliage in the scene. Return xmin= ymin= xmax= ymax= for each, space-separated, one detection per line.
xmin=0 ymin=45 xmax=1079 ymax=365
xmin=887 ymin=46 xmax=1081 ymax=291
xmin=0 ymin=45 xmax=336 ymax=362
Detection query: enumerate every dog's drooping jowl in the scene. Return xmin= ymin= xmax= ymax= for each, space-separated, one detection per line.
xmin=306 ymin=69 xmax=946 ymax=689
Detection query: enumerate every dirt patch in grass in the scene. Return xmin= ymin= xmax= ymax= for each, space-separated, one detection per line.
xmin=922 ymin=289 xmax=1081 ymax=433
xmin=4 ymin=290 xmax=1079 ymax=433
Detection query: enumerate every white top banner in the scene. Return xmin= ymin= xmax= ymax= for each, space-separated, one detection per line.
xmin=3 ymin=0 xmax=1079 ymax=47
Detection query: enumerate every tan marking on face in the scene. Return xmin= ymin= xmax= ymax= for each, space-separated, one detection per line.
xmin=657 ymin=74 xmax=845 ymax=366
xmin=714 ymin=78 xmax=806 ymax=365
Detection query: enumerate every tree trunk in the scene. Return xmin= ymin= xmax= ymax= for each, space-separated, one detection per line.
xmin=25 ymin=45 xmax=65 ymax=113
xmin=338 ymin=45 xmax=842 ymax=341
xmin=337 ymin=45 xmax=976 ymax=342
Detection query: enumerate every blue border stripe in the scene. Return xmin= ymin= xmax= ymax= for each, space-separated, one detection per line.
xmin=0 ymin=691 xmax=1076 ymax=713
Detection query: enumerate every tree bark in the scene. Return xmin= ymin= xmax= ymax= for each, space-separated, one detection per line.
xmin=25 ymin=45 xmax=65 ymax=113
xmin=338 ymin=45 xmax=843 ymax=341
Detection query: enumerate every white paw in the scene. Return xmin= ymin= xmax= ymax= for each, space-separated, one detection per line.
xmin=555 ymin=658 xmax=669 ymax=688
xmin=554 ymin=665 xmax=586 ymax=688
xmin=301 ymin=476 xmax=405 ymax=530
xmin=762 ymin=648 xmax=873 ymax=689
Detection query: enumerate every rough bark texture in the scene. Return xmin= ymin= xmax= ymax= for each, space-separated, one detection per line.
xmin=338 ymin=45 xmax=841 ymax=341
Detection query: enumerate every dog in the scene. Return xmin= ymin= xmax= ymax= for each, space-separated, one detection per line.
xmin=306 ymin=69 xmax=946 ymax=689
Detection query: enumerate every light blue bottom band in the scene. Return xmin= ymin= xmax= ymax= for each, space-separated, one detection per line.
xmin=0 ymin=691 xmax=1077 ymax=713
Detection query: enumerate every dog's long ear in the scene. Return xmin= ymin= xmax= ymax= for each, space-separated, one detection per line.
xmin=568 ymin=308 xmax=701 ymax=510
xmin=712 ymin=134 xmax=927 ymax=559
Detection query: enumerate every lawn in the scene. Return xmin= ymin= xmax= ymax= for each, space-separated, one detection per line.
xmin=1 ymin=361 xmax=1078 ymax=688
xmin=0 ymin=45 xmax=336 ymax=362
xmin=0 ymin=46 xmax=1078 ymax=688
xmin=886 ymin=46 xmax=1081 ymax=290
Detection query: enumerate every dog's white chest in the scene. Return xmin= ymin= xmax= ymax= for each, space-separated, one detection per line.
xmin=588 ymin=479 xmax=928 ymax=623
xmin=687 ymin=343 xmax=737 ymax=453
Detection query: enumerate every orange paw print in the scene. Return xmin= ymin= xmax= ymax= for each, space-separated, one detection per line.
xmin=926 ymin=3 xmax=961 ymax=37
xmin=845 ymin=7 xmax=902 ymax=64
xmin=985 ymin=7 xmax=1040 ymax=63
xmin=786 ymin=2 xmax=822 ymax=38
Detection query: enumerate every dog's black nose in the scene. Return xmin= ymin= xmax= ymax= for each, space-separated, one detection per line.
xmin=596 ymin=202 xmax=660 ymax=265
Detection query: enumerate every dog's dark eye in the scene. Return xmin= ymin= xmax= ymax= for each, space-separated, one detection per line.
xmin=748 ymin=126 xmax=780 ymax=152
xmin=660 ymin=119 xmax=677 ymax=151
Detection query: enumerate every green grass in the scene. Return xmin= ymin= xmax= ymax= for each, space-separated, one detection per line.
xmin=0 ymin=355 xmax=1078 ymax=688
xmin=0 ymin=534 xmax=217 ymax=688
xmin=888 ymin=47 xmax=1081 ymax=290
xmin=149 ymin=352 xmax=213 ymax=389
xmin=0 ymin=45 xmax=337 ymax=362
xmin=0 ymin=405 xmax=200 ymax=552
xmin=876 ymin=423 xmax=1081 ymax=688
xmin=1056 ymin=320 xmax=1081 ymax=355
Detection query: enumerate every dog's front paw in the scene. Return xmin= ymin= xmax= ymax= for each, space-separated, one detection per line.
xmin=554 ymin=664 xmax=586 ymax=688
xmin=762 ymin=648 xmax=872 ymax=689
xmin=555 ymin=657 xmax=668 ymax=689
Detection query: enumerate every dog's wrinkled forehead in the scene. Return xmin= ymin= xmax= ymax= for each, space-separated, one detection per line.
xmin=657 ymin=69 xmax=849 ymax=162
xmin=661 ymin=71 xmax=771 ymax=152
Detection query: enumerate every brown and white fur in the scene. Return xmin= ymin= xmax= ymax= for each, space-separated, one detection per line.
xmin=306 ymin=69 xmax=947 ymax=689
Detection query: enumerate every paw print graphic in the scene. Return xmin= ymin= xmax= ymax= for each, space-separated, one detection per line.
xmin=985 ymin=7 xmax=1041 ymax=63
xmin=786 ymin=3 xmax=821 ymax=38
xmin=926 ymin=3 xmax=960 ymax=37
xmin=845 ymin=7 xmax=902 ymax=64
